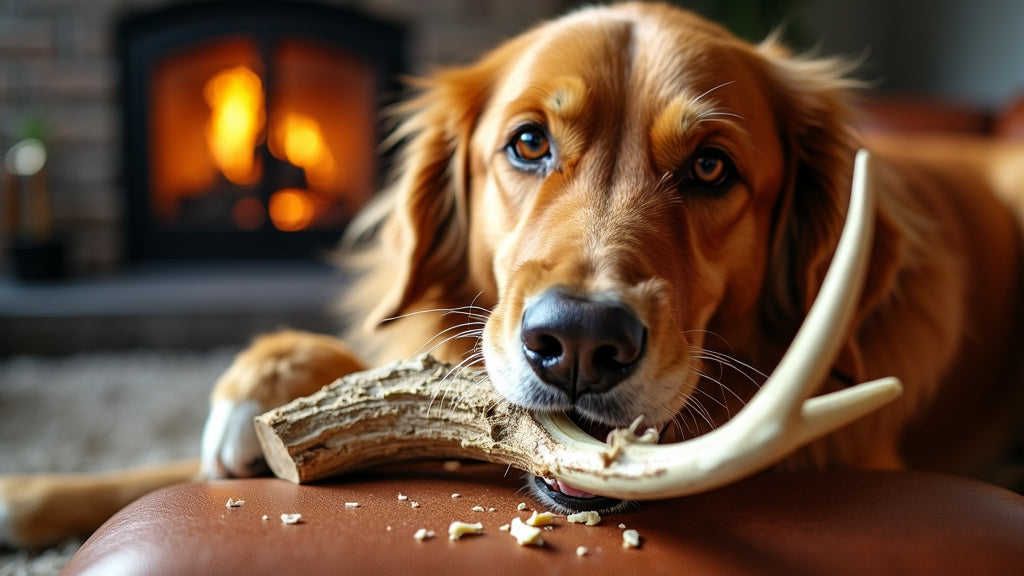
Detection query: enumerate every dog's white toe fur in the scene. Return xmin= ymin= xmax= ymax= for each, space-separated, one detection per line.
xmin=200 ymin=399 xmax=266 ymax=479
xmin=0 ymin=498 xmax=12 ymax=547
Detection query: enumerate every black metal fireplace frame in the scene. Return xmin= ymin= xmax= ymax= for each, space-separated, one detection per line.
xmin=118 ymin=0 xmax=406 ymax=261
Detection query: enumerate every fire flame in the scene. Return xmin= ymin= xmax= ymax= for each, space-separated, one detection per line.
xmin=204 ymin=66 xmax=264 ymax=186
xmin=203 ymin=65 xmax=339 ymax=232
xmin=270 ymin=113 xmax=337 ymax=189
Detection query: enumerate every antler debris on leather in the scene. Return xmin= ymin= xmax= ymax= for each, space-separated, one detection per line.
xmin=255 ymin=150 xmax=903 ymax=500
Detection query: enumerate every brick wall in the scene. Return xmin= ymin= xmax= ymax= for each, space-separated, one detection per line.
xmin=0 ymin=0 xmax=571 ymax=275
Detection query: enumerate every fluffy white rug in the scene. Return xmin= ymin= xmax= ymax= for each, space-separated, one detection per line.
xmin=0 ymin=348 xmax=239 ymax=575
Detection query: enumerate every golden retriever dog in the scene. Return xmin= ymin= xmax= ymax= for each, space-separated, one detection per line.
xmin=3 ymin=2 xmax=1024 ymax=548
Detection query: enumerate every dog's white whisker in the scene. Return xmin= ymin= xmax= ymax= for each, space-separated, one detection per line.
xmin=682 ymin=394 xmax=717 ymax=431
xmin=690 ymin=346 xmax=768 ymax=389
xmin=692 ymin=80 xmax=736 ymax=103
xmin=700 ymin=349 xmax=768 ymax=381
xmin=691 ymin=354 xmax=726 ymax=383
xmin=441 ymin=354 xmax=485 ymax=386
xmin=443 ymin=311 xmax=490 ymax=322
xmin=671 ymin=411 xmax=696 ymax=440
xmin=422 ymin=321 xmax=489 ymax=415
xmin=681 ymin=328 xmax=735 ymax=351
xmin=429 ymin=349 xmax=488 ymax=414
xmin=382 ymin=302 xmax=492 ymax=338
xmin=380 ymin=306 xmax=472 ymax=324
xmin=687 ymin=373 xmax=733 ymax=412
xmin=687 ymin=347 xmax=763 ymax=414
xmin=696 ymin=116 xmax=741 ymax=127
xmin=691 ymin=356 xmax=763 ymax=397
xmin=697 ymin=110 xmax=744 ymax=122
xmin=676 ymin=402 xmax=705 ymax=437
xmin=411 ymin=324 xmax=485 ymax=362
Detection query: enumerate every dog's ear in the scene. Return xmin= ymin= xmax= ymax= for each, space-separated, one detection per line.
xmin=757 ymin=42 xmax=906 ymax=384
xmin=365 ymin=51 xmax=510 ymax=329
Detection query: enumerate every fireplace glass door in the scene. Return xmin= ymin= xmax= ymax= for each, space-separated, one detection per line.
xmin=120 ymin=1 xmax=405 ymax=260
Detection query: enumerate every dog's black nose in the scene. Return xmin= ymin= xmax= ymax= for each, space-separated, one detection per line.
xmin=520 ymin=289 xmax=646 ymax=397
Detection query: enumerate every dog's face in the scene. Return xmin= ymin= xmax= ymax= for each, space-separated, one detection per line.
xmin=473 ymin=8 xmax=792 ymax=432
xmin=373 ymin=3 xmax=858 ymax=450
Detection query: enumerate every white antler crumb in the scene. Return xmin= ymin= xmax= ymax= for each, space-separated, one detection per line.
xmin=509 ymin=517 xmax=544 ymax=546
xmin=566 ymin=511 xmax=602 ymax=526
xmin=525 ymin=510 xmax=555 ymax=527
xmin=448 ymin=521 xmax=484 ymax=540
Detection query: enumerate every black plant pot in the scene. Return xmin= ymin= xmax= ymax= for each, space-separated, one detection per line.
xmin=9 ymin=237 xmax=66 ymax=281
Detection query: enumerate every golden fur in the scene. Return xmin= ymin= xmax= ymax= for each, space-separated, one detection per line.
xmin=3 ymin=1 xmax=1023 ymax=547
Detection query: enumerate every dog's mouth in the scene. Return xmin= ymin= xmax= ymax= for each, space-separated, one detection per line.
xmin=531 ymin=474 xmax=631 ymax=514
xmin=530 ymin=411 xmax=668 ymax=513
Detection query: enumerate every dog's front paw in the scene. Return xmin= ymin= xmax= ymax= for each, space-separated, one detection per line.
xmin=200 ymin=399 xmax=267 ymax=478
xmin=0 ymin=475 xmax=63 ymax=548
xmin=0 ymin=480 xmax=16 ymax=547
xmin=200 ymin=330 xmax=366 ymax=479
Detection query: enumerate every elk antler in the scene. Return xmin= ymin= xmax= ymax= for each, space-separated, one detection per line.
xmin=254 ymin=149 xmax=902 ymax=499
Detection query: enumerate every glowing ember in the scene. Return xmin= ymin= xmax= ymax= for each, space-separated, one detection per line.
xmin=231 ymin=197 xmax=265 ymax=231
xmin=269 ymin=188 xmax=315 ymax=231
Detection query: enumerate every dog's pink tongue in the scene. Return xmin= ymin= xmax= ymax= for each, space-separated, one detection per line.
xmin=553 ymin=417 xmax=665 ymax=500
xmin=545 ymin=477 xmax=598 ymax=499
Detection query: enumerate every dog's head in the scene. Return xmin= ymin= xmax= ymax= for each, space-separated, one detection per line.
xmin=370 ymin=3 xmax=882 ymax=456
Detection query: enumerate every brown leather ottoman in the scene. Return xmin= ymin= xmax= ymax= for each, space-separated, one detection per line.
xmin=61 ymin=464 xmax=1024 ymax=575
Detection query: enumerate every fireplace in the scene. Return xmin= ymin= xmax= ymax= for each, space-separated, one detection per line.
xmin=118 ymin=0 xmax=406 ymax=260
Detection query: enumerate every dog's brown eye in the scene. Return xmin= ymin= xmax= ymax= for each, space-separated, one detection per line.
xmin=506 ymin=124 xmax=555 ymax=174
xmin=692 ymin=154 xmax=725 ymax=185
xmin=513 ymin=128 xmax=551 ymax=162
xmin=686 ymin=149 xmax=735 ymax=192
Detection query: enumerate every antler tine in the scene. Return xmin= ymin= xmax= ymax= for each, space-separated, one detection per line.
xmin=740 ymin=148 xmax=880 ymax=422
xmin=539 ymin=149 xmax=904 ymax=500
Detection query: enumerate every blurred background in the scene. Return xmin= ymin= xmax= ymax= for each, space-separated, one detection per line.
xmin=0 ymin=0 xmax=1022 ymax=355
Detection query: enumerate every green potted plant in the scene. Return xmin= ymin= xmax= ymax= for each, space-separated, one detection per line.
xmin=3 ymin=115 xmax=66 ymax=281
